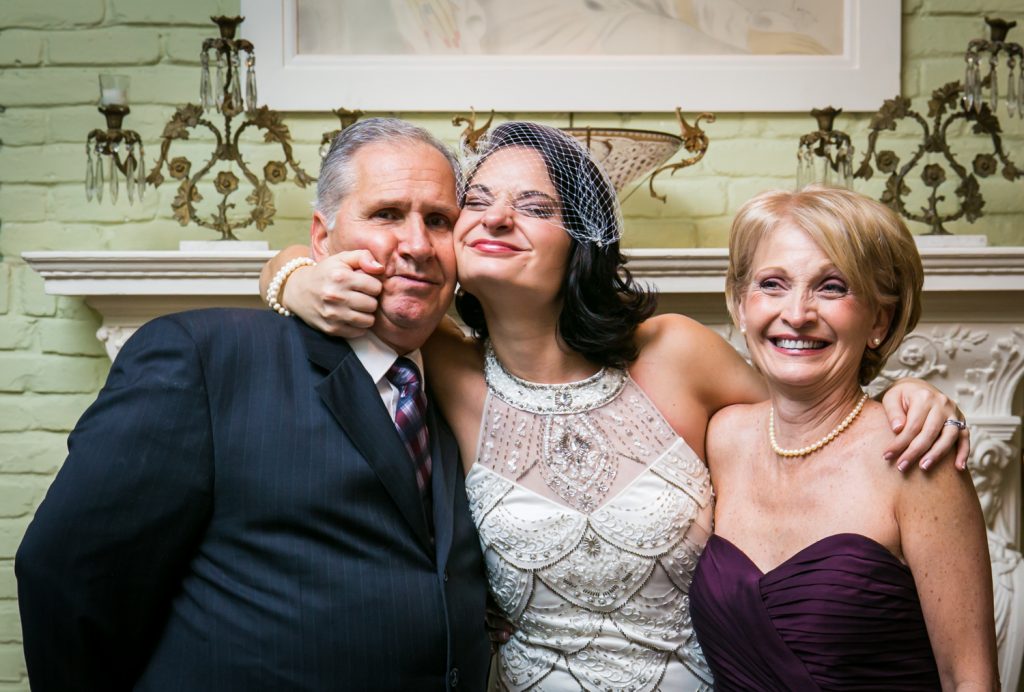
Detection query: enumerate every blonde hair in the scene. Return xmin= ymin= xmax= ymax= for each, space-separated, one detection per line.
xmin=725 ymin=185 xmax=923 ymax=385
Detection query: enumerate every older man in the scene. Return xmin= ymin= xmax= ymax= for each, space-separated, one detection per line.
xmin=16 ymin=119 xmax=490 ymax=691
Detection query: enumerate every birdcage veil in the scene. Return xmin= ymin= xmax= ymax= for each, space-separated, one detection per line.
xmin=458 ymin=121 xmax=624 ymax=248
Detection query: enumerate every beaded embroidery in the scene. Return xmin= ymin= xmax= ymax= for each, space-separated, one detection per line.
xmin=468 ymin=347 xmax=715 ymax=691
xmin=483 ymin=342 xmax=633 ymax=512
xmin=484 ymin=342 xmax=626 ymax=415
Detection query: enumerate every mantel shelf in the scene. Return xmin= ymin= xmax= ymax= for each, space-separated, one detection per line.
xmin=20 ymin=244 xmax=1024 ymax=361
xmin=23 ymin=246 xmax=1024 ymax=295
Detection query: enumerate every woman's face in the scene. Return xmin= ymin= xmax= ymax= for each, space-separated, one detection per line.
xmin=737 ymin=223 xmax=890 ymax=395
xmin=454 ymin=146 xmax=573 ymax=304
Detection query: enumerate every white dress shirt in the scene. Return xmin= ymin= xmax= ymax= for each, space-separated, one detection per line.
xmin=347 ymin=332 xmax=426 ymax=422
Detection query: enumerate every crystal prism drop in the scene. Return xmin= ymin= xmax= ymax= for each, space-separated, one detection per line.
xmin=230 ymin=54 xmax=243 ymax=112
xmin=138 ymin=149 xmax=146 ymax=201
xmin=246 ymin=56 xmax=257 ymax=114
xmin=1009 ymin=65 xmax=1018 ymax=118
xmin=125 ymin=151 xmax=136 ymax=205
xmin=200 ymin=52 xmax=212 ymax=112
xmin=110 ymin=156 xmax=119 ymax=203
xmin=1018 ymin=68 xmax=1024 ymax=115
xmin=974 ymin=62 xmax=984 ymax=113
xmin=96 ymin=155 xmax=104 ymax=203
xmin=990 ymin=62 xmax=999 ymax=112
xmin=215 ymin=55 xmax=225 ymax=111
xmin=963 ymin=59 xmax=974 ymax=110
xmin=85 ymin=150 xmax=94 ymax=201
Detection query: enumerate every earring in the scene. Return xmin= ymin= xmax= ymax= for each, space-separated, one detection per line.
xmin=739 ymin=324 xmax=747 ymax=335
xmin=872 ymin=337 xmax=882 ymax=346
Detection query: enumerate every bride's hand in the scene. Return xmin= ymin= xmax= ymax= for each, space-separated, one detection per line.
xmin=880 ymin=378 xmax=970 ymax=473
xmin=282 ymin=250 xmax=384 ymax=338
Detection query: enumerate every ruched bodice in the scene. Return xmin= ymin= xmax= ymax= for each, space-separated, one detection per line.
xmin=464 ymin=346 xmax=714 ymax=691
xmin=689 ymin=532 xmax=941 ymax=691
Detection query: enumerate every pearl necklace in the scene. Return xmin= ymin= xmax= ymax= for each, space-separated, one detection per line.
xmin=769 ymin=392 xmax=868 ymax=458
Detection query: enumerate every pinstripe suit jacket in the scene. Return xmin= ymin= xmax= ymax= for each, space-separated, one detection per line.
xmin=16 ymin=308 xmax=490 ymax=692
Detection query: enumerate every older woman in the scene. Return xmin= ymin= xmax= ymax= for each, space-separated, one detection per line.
xmin=689 ymin=185 xmax=997 ymax=690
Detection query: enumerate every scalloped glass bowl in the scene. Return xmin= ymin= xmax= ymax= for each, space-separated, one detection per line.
xmin=561 ymin=127 xmax=683 ymax=191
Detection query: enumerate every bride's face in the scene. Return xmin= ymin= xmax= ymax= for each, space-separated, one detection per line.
xmin=454 ymin=146 xmax=573 ymax=305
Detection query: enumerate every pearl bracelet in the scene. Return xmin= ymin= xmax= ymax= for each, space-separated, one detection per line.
xmin=266 ymin=257 xmax=316 ymax=317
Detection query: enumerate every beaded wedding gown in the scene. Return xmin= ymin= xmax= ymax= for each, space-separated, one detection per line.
xmin=465 ymin=346 xmax=714 ymax=691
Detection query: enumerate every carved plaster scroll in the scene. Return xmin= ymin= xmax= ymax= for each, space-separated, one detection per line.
xmin=95 ymin=324 xmax=139 ymax=362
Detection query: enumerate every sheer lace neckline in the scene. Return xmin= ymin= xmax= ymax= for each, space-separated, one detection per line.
xmin=483 ymin=341 xmax=626 ymax=415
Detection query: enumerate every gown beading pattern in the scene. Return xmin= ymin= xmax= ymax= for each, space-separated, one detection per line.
xmin=465 ymin=344 xmax=714 ymax=691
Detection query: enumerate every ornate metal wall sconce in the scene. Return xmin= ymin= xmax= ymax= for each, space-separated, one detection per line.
xmin=798 ymin=17 xmax=1022 ymax=235
xmin=964 ymin=17 xmax=1023 ymax=117
xmin=451 ymin=107 xmax=715 ymax=203
xmin=852 ymin=83 xmax=1020 ymax=235
xmin=85 ymin=75 xmax=146 ymax=204
xmin=144 ymin=16 xmax=316 ymax=240
xmin=796 ymin=107 xmax=854 ymax=189
xmin=85 ymin=16 xmax=316 ymax=241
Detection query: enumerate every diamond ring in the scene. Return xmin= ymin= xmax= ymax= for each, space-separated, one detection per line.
xmin=943 ymin=419 xmax=968 ymax=431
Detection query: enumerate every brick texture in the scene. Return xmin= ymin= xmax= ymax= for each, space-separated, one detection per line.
xmin=0 ymin=31 xmax=45 ymax=68
xmin=0 ymin=267 xmax=10 ymax=315
xmin=47 ymin=27 xmax=163 ymax=66
xmin=3 ymin=0 xmax=104 ymax=29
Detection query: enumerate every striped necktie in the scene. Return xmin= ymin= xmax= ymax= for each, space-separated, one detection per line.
xmin=385 ymin=357 xmax=433 ymax=509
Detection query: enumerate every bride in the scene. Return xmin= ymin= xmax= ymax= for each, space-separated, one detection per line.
xmin=263 ymin=121 xmax=965 ymax=690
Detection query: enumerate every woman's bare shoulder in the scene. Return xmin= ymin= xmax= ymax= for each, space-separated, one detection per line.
xmin=634 ymin=314 xmax=765 ymax=415
xmin=708 ymin=401 xmax=763 ymax=440
xmin=635 ymin=313 xmax=721 ymax=356
xmin=706 ymin=401 xmax=764 ymax=473
xmin=850 ymin=402 xmax=906 ymax=480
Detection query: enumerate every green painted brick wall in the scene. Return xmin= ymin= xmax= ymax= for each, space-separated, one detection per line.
xmin=1 ymin=0 xmax=1023 ymax=687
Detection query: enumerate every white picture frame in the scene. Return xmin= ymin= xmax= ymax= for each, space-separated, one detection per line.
xmin=240 ymin=0 xmax=900 ymax=113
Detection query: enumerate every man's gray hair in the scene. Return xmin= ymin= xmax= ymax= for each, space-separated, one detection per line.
xmin=316 ymin=118 xmax=461 ymax=229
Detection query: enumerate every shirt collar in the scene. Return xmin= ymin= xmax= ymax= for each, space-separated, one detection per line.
xmin=348 ymin=331 xmax=426 ymax=387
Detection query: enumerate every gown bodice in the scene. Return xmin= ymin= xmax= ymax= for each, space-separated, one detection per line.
xmin=689 ymin=532 xmax=941 ymax=691
xmin=464 ymin=345 xmax=714 ymax=691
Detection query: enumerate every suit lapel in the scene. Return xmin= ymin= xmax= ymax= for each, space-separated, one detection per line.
xmin=427 ymin=402 xmax=459 ymax=569
xmin=298 ymin=320 xmax=433 ymax=554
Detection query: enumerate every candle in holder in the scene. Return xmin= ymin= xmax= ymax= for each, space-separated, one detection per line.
xmin=98 ymin=74 xmax=130 ymax=107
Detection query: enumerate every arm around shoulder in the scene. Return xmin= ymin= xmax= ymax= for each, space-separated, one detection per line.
xmin=15 ymin=316 xmax=215 ymax=691
xmin=705 ymin=402 xmax=757 ymax=480
xmin=635 ymin=313 xmax=766 ymax=417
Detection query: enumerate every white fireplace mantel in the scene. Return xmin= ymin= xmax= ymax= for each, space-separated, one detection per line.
xmin=22 ymin=247 xmax=1024 ymax=342
xmin=22 ymin=246 xmax=1024 ymax=689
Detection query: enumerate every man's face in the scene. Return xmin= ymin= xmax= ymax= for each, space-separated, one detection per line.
xmin=312 ymin=141 xmax=459 ymax=353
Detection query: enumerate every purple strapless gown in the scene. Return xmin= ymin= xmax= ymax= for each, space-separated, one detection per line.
xmin=690 ymin=533 xmax=940 ymax=691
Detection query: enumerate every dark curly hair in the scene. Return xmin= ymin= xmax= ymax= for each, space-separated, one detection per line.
xmin=455 ymin=121 xmax=656 ymax=368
